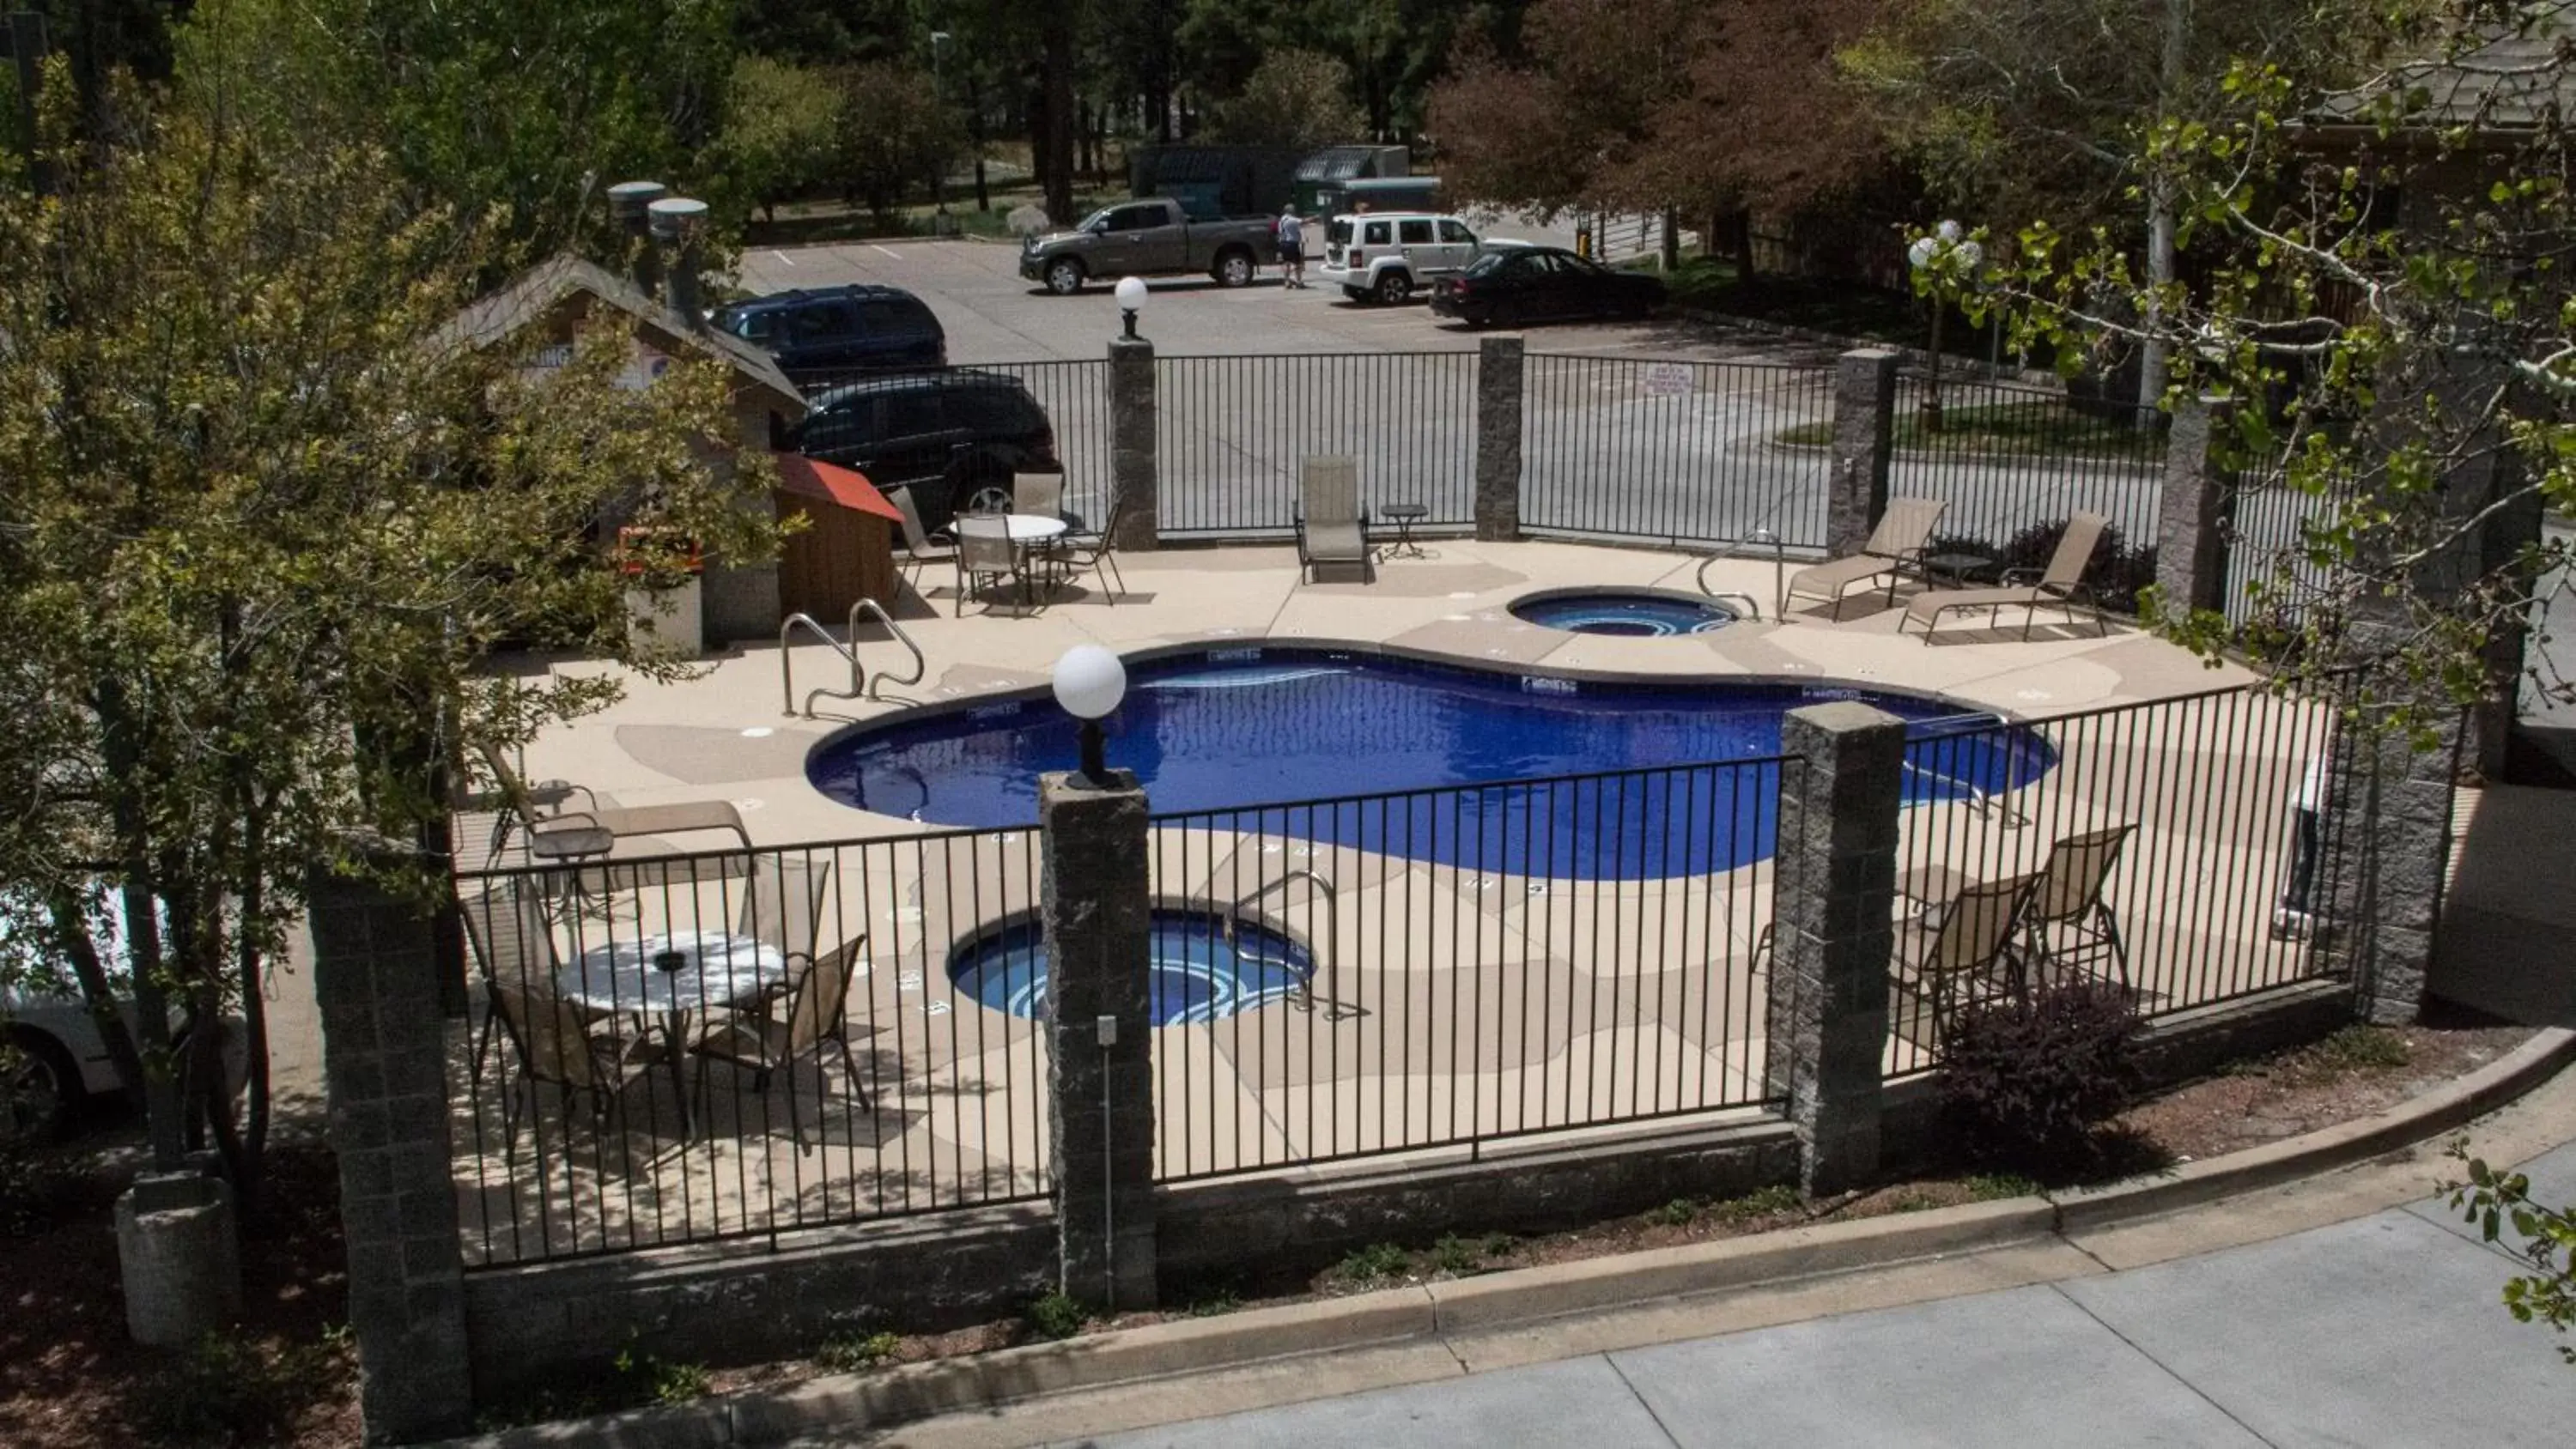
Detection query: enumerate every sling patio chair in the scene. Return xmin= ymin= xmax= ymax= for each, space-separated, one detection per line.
xmin=1783 ymin=497 xmax=1948 ymax=616
xmin=691 ymin=934 xmax=872 ymax=1150
xmin=1295 ymin=456 xmax=1371 ymax=583
xmin=732 ymin=856 xmax=835 ymax=992
xmin=953 ymin=516 xmax=1025 ymax=614
xmin=1895 ymin=871 xmax=2040 ymax=1044
xmin=473 ymin=739 xmax=751 ymax=865
xmin=488 ymin=979 xmax=659 ymax=1156
xmin=2018 ymin=823 xmax=2135 ymax=992
xmin=1899 ymin=511 xmax=2112 ymax=642
xmin=1040 ymin=489 xmax=1130 ymax=604
xmin=885 ymin=486 xmax=957 ymax=597
xmin=1012 ymin=470 xmax=1066 ymax=521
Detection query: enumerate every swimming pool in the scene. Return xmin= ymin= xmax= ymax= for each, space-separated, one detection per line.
xmin=1510 ymin=589 xmax=1736 ymax=636
xmin=950 ymin=909 xmax=1314 ymax=1025
xmin=808 ymin=648 xmax=2050 ymax=879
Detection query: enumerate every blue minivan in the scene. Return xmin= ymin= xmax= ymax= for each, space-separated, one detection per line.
xmin=712 ymin=284 xmax=947 ymax=377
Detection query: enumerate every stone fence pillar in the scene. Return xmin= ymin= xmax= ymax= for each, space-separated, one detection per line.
xmin=1767 ymin=701 xmax=1905 ymax=1194
xmin=2318 ymin=665 xmax=2462 ymax=1025
xmin=1474 ymin=335 xmax=1526 ymax=541
xmin=2155 ymin=395 xmax=2235 ymax=615
xmin=1039 ymin=771 xmax=1158 ymax=1310
xmin=1826 ymin=349 xmax=1900 ymax=557
xmin=310 ymin=851 xmax=474 ymax=1443
xmin=1108 ymin=336 xmax=1160 ymax=553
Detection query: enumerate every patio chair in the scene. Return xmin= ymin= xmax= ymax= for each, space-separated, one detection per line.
xmin=489 ymin=979 xmax=657 ymax=1153
xmin=1041 ymin=490 xmax=1129 ymax=605
xmin=1899 ymin=511 xmax=2112 ymax=642
xmin=734 ymin=856 xmax=835 ymax=985
xmin=1896 ymin=871 xmax=2039 ymax=1041
xmin=459 ymin=880 xmax=561 ymax=1081
xmin=1012 ymin=471 xmax=1065 ymax=520
xmin=1783 ymin=497 xmax=1947 ymax=615
xmin=691 ymin=934 xmax=872 ymax=1150
xmin=953 ymin=517 xmax=1023 ymax=615
xmin=1295 ymin=456 xmax=1370 ymax=583
xmin=2020 ymin=823 xmax=2135 ymax=991
xmin=472 ymin=739 xmax=751 ymax=864
xmin=885 ymin=486 xmax=956 ymax=596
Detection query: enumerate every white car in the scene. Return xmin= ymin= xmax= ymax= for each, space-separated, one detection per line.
xmin=3 ymin=899 xmax=246 ymax=1144
xmin=1317 ymin=212 xmax=1491 ymax=306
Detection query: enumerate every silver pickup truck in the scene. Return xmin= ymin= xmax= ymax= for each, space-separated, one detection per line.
xmin=1019 ymin=197 xmax=1281 ymax=295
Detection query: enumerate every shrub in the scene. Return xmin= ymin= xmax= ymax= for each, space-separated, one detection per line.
xmin=1338 ymin=1241 xmax=1412 ymax=1282
xmin=1644 ymin=1197 xmax=1699 ymax=1227
xmin=611 ymin=1338 xmax=710 ymax=1406
xmin=816 ymin=1330 xmax=902 ymax=1373
xmin=1938 ymin=980 xmax=2144 ymax=1175
xmin=1704 ymin=1184 xmax=1803 ymax=1225
xmin=1966 ymin=1172 xmax=2043 ymax=1201
xmin=1024 ymin=1290 xmax=1087 ymax=1341
xmin=138 ymin=1331 xmax=339 ymax=1445
xmin=2303 ymin=1024 xmax=2411 ymax=1076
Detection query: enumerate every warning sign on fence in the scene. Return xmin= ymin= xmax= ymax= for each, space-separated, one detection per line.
xmin=1640 ymin=362 xmax=1694 ymax=397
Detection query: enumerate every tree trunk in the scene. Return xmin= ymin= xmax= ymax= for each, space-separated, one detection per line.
xmin=96 ymin=677 xmax=186 ymax=1172
xmin=1040 ymin=13 xmax=1076 ymax=222
xmin=970 ymin=74 xmax=991 ymax=211
xmin=2139 ymin=0 xmax=2189 ymax=420
xmin=1659 ymin=208 xmax=1680 ymax=272
xmin=1732 ymin=210 xmax=1757 ymax=281
xmin=46 ymin=888 xmax=146 ymax=1106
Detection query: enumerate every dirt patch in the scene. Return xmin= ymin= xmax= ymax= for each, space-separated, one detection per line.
xmin=0 ymin=1132 xmax=355 ymax=1449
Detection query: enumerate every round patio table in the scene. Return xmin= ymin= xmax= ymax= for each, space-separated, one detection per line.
xmin=558 ymin=931 xmax=787 ymax=1139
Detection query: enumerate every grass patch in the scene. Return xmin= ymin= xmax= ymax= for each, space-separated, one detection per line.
xmin=2300 ymin=1025 xmax=2413 ymax=1077
xmin=1704 ymin=1184 xmax=1804 ymax=1225
xmin=1024 ymin=1291 xmax=1088 ymax=1341
xmin=1187 ymin=1288 xmax=1242 ymax=1318
xmin=1644 ymin=1197 xmax=1701 ymax=1228
xmin=1966 ymin=1173 xmax=2043 ymax=1201
xmin=1887 ymin=1190 xmax=1945 ymax=1213
xmin=816 ymin=1330 xmax=902 ymax=1373
xmin=1776 ymin=399 xmax=2161 ymax=461
xmin=1338 ymin=1241 xmax=1413 ymax=1282
xmin=1429 ymin=1232 xmax=1516 ymax=1275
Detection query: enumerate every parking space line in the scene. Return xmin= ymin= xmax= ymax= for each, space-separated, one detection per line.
xmin=872 ymin=245 xmax=903 ymax=260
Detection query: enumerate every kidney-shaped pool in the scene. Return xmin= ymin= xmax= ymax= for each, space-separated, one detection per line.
xmin=808 ymin=648 xmax=2052 ymax=880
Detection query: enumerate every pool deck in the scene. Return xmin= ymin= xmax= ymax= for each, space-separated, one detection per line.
xmin=503 ymin=538 xmax=2256 ymax=852
xmin=453 ymin=540 xmax=2296 ymax=1264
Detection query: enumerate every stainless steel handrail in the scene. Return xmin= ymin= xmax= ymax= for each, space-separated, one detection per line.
xmin=1697 ymin=527 xmax=1785 ymax=619
xmin=781 ymin=599 xmax=931 ymax=717
xmin=1226 ymin=868 xmax=1336 ymax=1012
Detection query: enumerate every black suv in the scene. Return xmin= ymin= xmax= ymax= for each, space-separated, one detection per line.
xmin=785 ymin=371 xmax=1060 ymax=530
xmin=713 ymin=285 xmax=947 ymax=374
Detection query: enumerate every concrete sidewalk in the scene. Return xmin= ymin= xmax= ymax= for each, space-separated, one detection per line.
xmin=1066 ymin=1143 xmax=2576 ymax=1449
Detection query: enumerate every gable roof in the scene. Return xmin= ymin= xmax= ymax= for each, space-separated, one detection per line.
xmin=772 ymin=453 xmax=902 ymax=523
xmin=437 ymin=252 xmax=807 ymax=416
xmin=2309 ymin=11 xmax=2576 ymax=138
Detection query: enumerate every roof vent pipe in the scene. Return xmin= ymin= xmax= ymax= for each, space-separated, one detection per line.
xmin=607 ymin=180 xmax=667 ymax=298
xmin=647 ymin=196 xmax=711 ymax=331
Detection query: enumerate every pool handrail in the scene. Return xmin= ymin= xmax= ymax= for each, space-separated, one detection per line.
xmin=781 ymin=598 xmax=927 ymax=717
xmin=1225 ymin=869 xmax=1336 ymax=1013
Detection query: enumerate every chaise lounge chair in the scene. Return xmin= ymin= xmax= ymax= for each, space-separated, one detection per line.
xmin=1295 ymin=456 xmax=1370 ymax=583
xmin=1783 ymin=497 xmax=1947 ymax=616
xmin=1899 ymin=511 xmax=2111 ymax=642
xmin=473 ymin=740 xmax=751 ymax=865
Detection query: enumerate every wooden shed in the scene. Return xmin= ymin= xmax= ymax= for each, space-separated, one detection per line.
xmin=773 ymin=454 xmax=903 ymax=622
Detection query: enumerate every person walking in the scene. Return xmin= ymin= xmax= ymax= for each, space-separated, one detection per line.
xmin=1274 ymin=206 xmax=1307 ymax=289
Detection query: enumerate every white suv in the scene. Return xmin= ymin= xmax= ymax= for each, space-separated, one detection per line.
xmin=1318 ymin=213 xmax=1487 ymax=305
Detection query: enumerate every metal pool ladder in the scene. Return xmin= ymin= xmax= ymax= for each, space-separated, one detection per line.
xmin=780 ymin=598 xmax=927 ymax=717
xmin=1697 ymin=471 xmax=1820 ymax=619
xmin=1224 ymin=869 xmax=1336 ymax=1013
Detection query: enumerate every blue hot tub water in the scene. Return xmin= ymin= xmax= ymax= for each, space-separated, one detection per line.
xmin=1511 ymin=591 xmax=1736 ymax=636
xmin=808 ymin=649 xmax=2054 ymax=882
xmin=951 ymin=910 xmax=1313 ymax=1025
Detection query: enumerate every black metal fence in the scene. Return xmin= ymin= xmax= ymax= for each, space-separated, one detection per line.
xmin=1886 ymin=682 xmax=2348 ymax=1077
xmin=1522 ymin=354 xmax=1837 ymax=549
xmin=1145 ymin=756 xmax=1791 ymax=1182
xmin=1887 ymin=379 xmax=2168 ymax=555
xmin=450 ymin=830 xmax=1048 ymax=1267
xmin=1155 ymin=351 xmax=1481 ymax=537
xmin=788 ymin=359 xmax=1116 ymax=527
xmin=2223 ymin=463 xmax=2344 ymax=634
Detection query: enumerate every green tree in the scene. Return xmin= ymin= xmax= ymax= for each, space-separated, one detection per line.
xmin=709 ymin=55 xmax=844 ymax=223
xmin=0 ymin=58 xmax=779 ymax=1192
xmin=1208 ymin=47 xmax=1367 ymax=146
xmin=830 ymin=60 xmax=964 ymax=218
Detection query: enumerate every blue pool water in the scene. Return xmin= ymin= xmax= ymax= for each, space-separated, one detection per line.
xmin=950 ymin=910 xmax=1314 ymax=1024
xmin=1511 ymin=591 xmax=1736 ymax=636
xmin=808 ymin=649 xmax=2053 ymax=880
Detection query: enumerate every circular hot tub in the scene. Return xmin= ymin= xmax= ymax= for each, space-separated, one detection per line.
xmin=1510 ymin=588 xmax=1738 ymax=637
xmin=950 ymin=907 xmax=1314 ymax=1026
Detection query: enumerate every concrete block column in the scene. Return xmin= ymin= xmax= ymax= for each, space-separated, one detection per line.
xmin=1766 ymin=701 xmax=1906 ymax=1194
xmin=2155 ymin=395 xmax=2235 ymax=615
xmin=2318 ymin=673 xmax=2464 ymax=1024
xmin=1474 ymin=334 xmax=1526 ymax=541
xmin=1108 ymin=336 xmax=1160 ymax=552
xmin=1039 ymin=771 xmax=1158 ymax=1310
xmin=1826 ymin=349 xmax=1900 ymax=557
xmin=309 ymin=852 xmax=474 ymax=1443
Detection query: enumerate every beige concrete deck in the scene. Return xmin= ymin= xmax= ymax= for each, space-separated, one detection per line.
xmin=453 ymin=540 xmax=2322 ymax=1265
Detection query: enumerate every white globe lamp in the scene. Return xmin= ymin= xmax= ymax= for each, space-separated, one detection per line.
xmin=1114 ymin=276 xmax=1148 ymax=339
xmin=1052 ymin=645 xmax=1129 ymax=784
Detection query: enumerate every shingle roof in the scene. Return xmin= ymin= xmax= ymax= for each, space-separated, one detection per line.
xmin=436 ymin=253 xmax=807 ymax=416
xmin=2311 ymin=9 xmax=2576 ymax=135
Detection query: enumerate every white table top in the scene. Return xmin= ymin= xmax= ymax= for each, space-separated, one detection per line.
xmin=1000 ymin=513 xmax=1067 ymax=543
xmin=558 ymin=930 xmax=787 ymax=1016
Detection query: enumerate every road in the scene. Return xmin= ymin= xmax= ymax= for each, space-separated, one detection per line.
xmin=739 ymin=241 xmax=2171 ymax=552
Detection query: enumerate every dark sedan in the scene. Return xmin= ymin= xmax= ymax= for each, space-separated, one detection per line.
xmin=1430 ymin=245 xmax=1665 ymax=327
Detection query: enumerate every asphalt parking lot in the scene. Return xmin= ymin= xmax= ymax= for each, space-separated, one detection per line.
xmin=732 ymin=238 xmax=1834 ymax=367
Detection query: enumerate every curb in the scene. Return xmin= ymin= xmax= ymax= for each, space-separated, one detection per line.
xmin=435 ymin=1026 xmax=2576 ymax=1449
